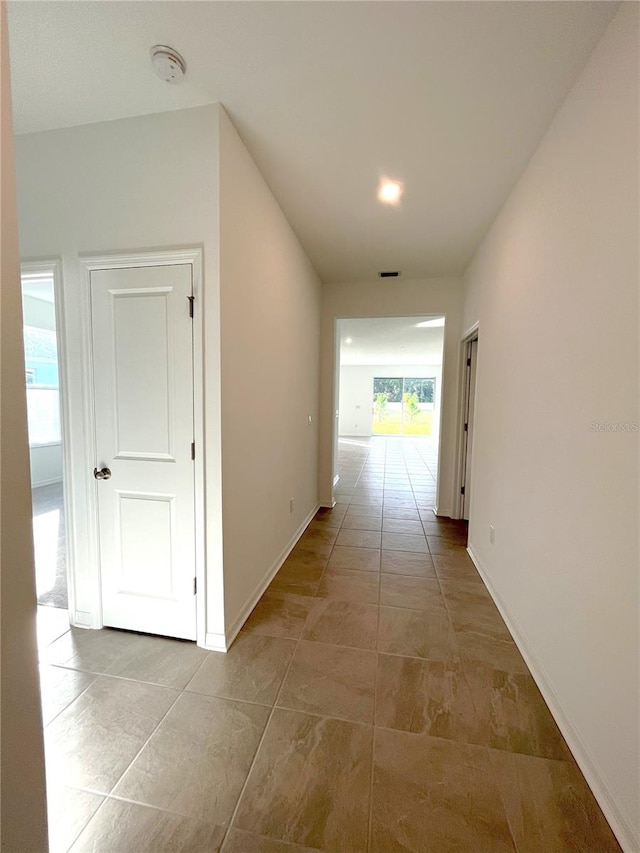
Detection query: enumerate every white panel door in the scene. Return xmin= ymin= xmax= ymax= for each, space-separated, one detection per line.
xmin=90 ymin=264 xmax=196 ymax=640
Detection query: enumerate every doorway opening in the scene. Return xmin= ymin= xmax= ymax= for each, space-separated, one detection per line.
xmin=335 ymin=316 xmax=445 ymax=501
xmin=21 ymin=263 xmax=70 ymax=616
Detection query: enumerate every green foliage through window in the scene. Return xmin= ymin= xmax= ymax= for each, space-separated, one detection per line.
xmin=372 ymin=377 xmax=403 ymax=402
xmin=403 ymin=392 xmax=420 ymax=421
xmin=372 ymin=377 xmax=436 ymax=436
xmin=374 ymin=392 xmax=388 ymax=421
xmin=403 ymin=378 xmax=435 ymax=403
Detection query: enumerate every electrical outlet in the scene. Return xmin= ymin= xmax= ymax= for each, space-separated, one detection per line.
xmin=490 ymin=525 xmax=496 ymax=545
xmin=290 ymin=498 xmax=295 ymax=514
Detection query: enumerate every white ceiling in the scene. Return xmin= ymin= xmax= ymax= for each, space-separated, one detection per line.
xmin=339 ymin=317 xmax=444 ymax=366
xmin=8 ymin=1 xmax=616 ymax=282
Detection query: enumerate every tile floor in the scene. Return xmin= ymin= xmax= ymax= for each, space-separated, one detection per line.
xmin=38 ymin=437 xmax=621 ymax=852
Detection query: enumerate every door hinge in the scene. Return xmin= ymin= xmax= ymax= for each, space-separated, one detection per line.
xmin=193 ymin=577 xmax=197 ymax=595
xmin=187 ymin=295 xmax=195 ymax=318
xmin=467 ymin=357 xmax=471 ymax=366
xmin=461 ymin=486 xmax=466 ymax=495
xmin=464 ymin=423 xmax=468 ymax=432
xmin=191 ymin=441 xmax=195 ymax=460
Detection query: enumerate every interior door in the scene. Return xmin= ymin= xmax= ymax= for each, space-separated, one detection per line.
xmin=90 ymin=263 xmax=196 ymax=640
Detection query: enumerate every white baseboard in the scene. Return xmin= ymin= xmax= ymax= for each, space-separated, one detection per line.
xmin=210 ymin=503 xmax=321 ymax=653
xmin=204 ymin=631 xmax=227 ymax=652
xmin=467 ymin=545 xmax=638 ymax=853
xmin=72 ymin=610 xmax=98 ymax=629
xmin=32 ymin=476 xmax=63 ymax=489
xmin=434 ymin=505 xmax=452 ymax=518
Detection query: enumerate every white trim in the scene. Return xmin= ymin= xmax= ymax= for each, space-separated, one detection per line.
xmin=190 ymin=255 xmax=206 ymax=649
xmin=29 ymin=441 xmax=63 ymax=449
xmin=433 ymin=316 xmax=448 ymax=513
xmin=330 ymin=317 xmax=341 ymax=505
xmin=330 ymin=312 xmax=450 ymax=509
xmin=72 ymin=610 xmax=95 ymax=629
xmin=433 ymin=504 xmax=452 ymax=518
xmin=31 ymin=477 xmax=63 ymax=488
xmin=453 ymin=324 xmax=480 ymax=520
xmin=79 ymin=259 xmax=103 ymax=627
xmin=461 ymin=320 xmax=480 ymax=342
xmin=204 ymin=632 xmax=227 ymax=653
xmin=77 ymin=248 xmax=205 ymax=639
xmin=466 ymin=545 xmax=637 ymax=853
xmin=78 ymin=248 xmax=203 ymax=272
xmin=204 ymin=503 xmax=321 ymax=652
xmin=21 ymin=259 xmax=77 ymax=619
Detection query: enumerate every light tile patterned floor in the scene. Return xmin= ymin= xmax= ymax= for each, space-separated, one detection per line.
xmin=38 ymin=437 xmax=621 ymax=852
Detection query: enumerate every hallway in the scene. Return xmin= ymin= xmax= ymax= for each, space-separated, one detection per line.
xmin=38 ymin=437 xmax=620 ymax=852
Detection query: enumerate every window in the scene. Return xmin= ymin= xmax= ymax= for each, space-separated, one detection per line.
xmin=372 ymin=376 xmax=436 ymax=436
xmin=22 ymin=277 xmax=61 ymax=446
xmin=403 ymin=377 xmax=435 ymax=403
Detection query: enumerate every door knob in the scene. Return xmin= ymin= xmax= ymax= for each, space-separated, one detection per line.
xmin=94 ymin=467 xmax=112 ymax=480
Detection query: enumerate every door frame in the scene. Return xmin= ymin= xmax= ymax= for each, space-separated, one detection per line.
xmin=330 ymin=314 xmax=448 ymax=509
xmin=20 ymin=258 xmax=75 ymax=621
xmin=454 ymin=322 xmax=480 ymax=520
xmin=78 ymin=248 xmax=206 ymax=646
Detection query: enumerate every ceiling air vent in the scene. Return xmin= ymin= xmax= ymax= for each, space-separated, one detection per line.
xmin=378 ymin=271 xmax=401 ymax=278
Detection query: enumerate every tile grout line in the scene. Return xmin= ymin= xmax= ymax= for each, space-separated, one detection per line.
xmin=105 ymin=688 xmax=184 ymax=796
xmin=340 ymin=440 xmax=379 ymax=853
xmin=350 ymin=441 xmax=379 ymax=853
xmin=218 ymin=568 xmax=312 ymax=851
xmin=61 ymin=794 xmax=110 ymax=853
xmin=41 ymin=670 xmax=99 ymax=730
xmin=230 ymin=440 xmax=456 ymax=849
xmin=59 ymin=441 xmax=525 ymax=853
xmin=46 ymin=654 xmax=215 ymax=850
xmin=368 ymin=439 xmax=382 ymax=853
xmin=58 ymin=679 xmax=190 ymax=853
xmin=44 ymin=661 xmax=212 ymax=695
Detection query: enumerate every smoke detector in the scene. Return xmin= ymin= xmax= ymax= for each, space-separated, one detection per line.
xmin=150 ymin=45 xmax=186 ymax=84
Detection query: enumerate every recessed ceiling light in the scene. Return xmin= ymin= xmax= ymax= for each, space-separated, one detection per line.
xmin=345 ymin=337 xmax=353 ymax=344
xmin=416 ymin=318 xmax=445 ymax=328
xmin=378 ymin=179 xmax=403 ymax=205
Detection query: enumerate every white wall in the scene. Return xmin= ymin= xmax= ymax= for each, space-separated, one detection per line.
xmin=22 ymin=293 xmax=55 ymax=330
xmin=219 ymin=108 xmax=321 ymax=642
xmin=22 ymin=294 xmax=63 ymax=486
xmin=0 ymin=2 xmax=49 ymax=846
xmin=15 ymin=106 xmax=226 ymax=640
xmin=29 ymin=443 xmax=62 ymax=488
xmin=319 ymin=278 xmax=463 ymax=514
xmin=338 ymin=364 xmax=442 ymax=440
xmin=462 ymin=5 xmax=638 ymax=849
xmin=16 ymin=104 xmax=323 ymax=650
